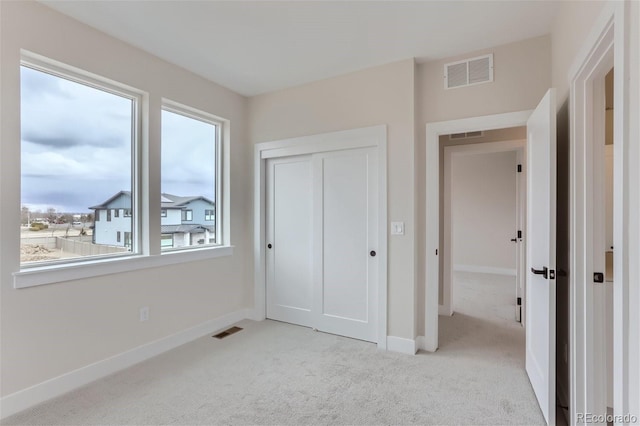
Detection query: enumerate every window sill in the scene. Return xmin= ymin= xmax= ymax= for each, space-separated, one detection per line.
xmin=13 ymin=246 xmax=234 ymax=289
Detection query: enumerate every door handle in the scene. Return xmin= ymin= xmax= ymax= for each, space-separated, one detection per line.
xmin=510 ymin=238 xmax=518 ymax=242
xmin=531 ymin=266 xmax=548 ymax=279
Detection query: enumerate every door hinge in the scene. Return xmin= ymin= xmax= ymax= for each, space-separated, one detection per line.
xmin=517 ymin=164 xmax=522 ymax=173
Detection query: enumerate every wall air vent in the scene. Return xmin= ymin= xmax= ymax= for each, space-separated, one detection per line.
xmin=444 ymin=54 xmax=493 ymax=89
xmin=449 ymin=131 xmax=484 ymax=140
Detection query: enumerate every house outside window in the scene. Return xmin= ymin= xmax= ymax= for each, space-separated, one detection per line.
xmin=161 ymin=209 xmax=167 ymax=217
xmin=205 ymin=209 xmax=214 ymax=221
xmin=182 ymin=210 xmax=193 ymax=222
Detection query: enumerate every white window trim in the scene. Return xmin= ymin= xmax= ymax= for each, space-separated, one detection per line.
xmin=13 ymin=246 xmax=234 ymax=288
xmin=14 ymin=52 xmax=233 ymax=289
xmin=161 ymin=99 xmax=227 ymax=250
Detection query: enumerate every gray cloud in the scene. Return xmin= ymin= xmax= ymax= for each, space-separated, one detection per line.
xmin=22 ymin=130 xmax=123 ymax=149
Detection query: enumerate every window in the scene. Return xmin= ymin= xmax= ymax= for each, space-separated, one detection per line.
xmin=161 ymin=103 xmax=220 ymax=250
xmin=20 ymin=62 xmax=138 ymax=267
xmin=161 ymin=209 xmax=167 ymax=217
xmin=14 ymin=54 xmax=231 ymax=288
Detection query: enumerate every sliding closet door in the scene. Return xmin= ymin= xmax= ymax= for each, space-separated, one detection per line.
xmin=265 ymin=155 xmax=314 ymax=327
xmin=314 ymin=148 xmax=378 ymax=342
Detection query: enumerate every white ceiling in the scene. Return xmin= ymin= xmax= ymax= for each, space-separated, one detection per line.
xmin=41 ymin=1 xmax=560 ymax=97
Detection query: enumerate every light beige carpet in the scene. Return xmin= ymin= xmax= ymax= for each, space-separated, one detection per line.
xmin=3 ymin=273 xmax=544 ymax=425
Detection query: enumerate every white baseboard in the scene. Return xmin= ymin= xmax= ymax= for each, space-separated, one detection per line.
xmin=453 ymin=264 xmax=517 ymax=276
xmin=439 ymin=304 xmax=453 ymax=316
xmin=386 ymin=336 xmax=417 ymax=355
xmin=417 ymin=335 xmax=438 ymax=353
xmin=0 ymin=308 xmax=254 ymax=420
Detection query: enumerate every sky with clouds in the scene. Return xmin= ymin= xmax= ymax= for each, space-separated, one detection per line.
xmin=20 ymin=66 xmax=216 ymax=214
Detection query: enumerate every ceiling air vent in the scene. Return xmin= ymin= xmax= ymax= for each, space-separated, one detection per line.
xmin=444 ymin=54 xmax=493 ymax=89
xmin=449 ymin=131 xmax=484 ymax=140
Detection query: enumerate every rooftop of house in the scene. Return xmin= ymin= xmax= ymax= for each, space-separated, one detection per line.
xmin=89 ymin=191 xmax=214 ymax=210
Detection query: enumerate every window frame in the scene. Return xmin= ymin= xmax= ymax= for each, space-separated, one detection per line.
xmin=12 ymin=53 xmax=233 ymax=289
xmin=18 ymin=55 xmax=141 ymax=267
xmin=161 ymin=100 xmax=224 ymax=251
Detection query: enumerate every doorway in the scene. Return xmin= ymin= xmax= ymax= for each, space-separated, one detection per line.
xmin=425 ymin=96 xmax=559 ymax=424
xmin=440 ymin=134 xmax=526 ymax=327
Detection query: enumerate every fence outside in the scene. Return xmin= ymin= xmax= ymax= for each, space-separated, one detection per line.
xmin=56 ymin=237 xmax=127 ymax=256
xmin=21 ymin=236 xmax=126 ymax=256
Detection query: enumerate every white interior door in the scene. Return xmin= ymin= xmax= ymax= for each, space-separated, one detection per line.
xmin=266 ymin=147 xmax=378 ymax=343
xmin=313 ymin=148 xmax=378 ymax=342
xmin=266 ymin=156 xmax=314 ymax=327
xmin=525 ymin=88 xmax=557 ymax=425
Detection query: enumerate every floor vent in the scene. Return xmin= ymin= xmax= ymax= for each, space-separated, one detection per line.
xmin=213 ymin=326 xmax=243 ymax=339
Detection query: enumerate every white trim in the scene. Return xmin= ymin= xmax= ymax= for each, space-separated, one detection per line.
xmin=14 ymin=246 xmax=234 ymax=288
xmin=442 ymin=139 xmax=525 ymax=316
xmin=424 ymin=110 xmax=532 ymax=354
xmin=386 ymin=336 xmax=417 ymax=355
xmin=453 ymin=265 xmax=517 ymax=276
xmin=0 ymin=308 xmax=253 ymax=420
xmin=254 ymin=125 xmax=388 ymax=349
xmin=568 ymin=2 xmax=636 ymax=423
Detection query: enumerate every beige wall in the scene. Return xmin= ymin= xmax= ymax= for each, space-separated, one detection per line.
xmin=451 ymin=151 xmax=517 ymax=272
xmin=249 ymin=59 xmax=416 ymax=339
xmin=415 ymin=37 xmax=551 ymax=334
xmin=0 ymin=1 xmax=252 ymax=396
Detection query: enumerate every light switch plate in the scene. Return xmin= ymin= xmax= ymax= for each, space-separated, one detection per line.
xmin=391 ymin=221 xmax=405 ymax=235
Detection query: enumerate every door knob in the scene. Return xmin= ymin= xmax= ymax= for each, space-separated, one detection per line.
xmin=267 ymin=243 xmax=272 ymax=249
xmin=370 ymin=250 xmax=376 ymax=257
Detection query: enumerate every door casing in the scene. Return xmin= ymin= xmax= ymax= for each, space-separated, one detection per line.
xmin=568 ymin=2 xmax=636 ymax=422
xmin=424 ymin=110 xmax=533 ymax=352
